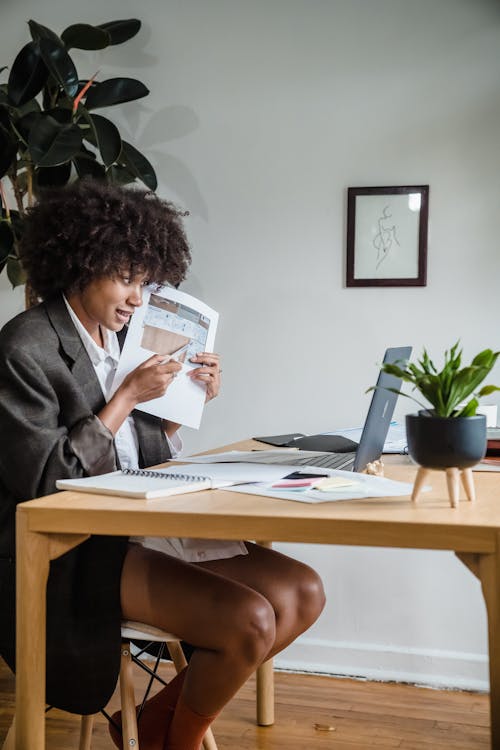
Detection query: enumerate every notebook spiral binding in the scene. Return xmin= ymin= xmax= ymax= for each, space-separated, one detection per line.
xmin=122 ymin=468 xmax=211 ymax=482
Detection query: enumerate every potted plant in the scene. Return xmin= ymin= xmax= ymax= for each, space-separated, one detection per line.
xmin=375 ymin=342 xmax=500 ymax=507
xmin=0 ymin=18 xmax=157 ymax=302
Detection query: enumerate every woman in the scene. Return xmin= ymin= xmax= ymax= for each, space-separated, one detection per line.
xmin=0 ymin=179 xmax=325 ymax=750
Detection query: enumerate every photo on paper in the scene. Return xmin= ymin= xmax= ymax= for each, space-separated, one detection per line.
xmin=111 ymin=286 xmax=218 ymax=429
xmin=141 ymin=293 xmax=210 ymax=365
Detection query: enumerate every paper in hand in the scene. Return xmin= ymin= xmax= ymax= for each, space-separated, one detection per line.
xmin=111 ymin=285 xmax=218 ymax=429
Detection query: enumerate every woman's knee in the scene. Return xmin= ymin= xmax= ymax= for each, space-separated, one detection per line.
xmin=274 ymin=563 xmax=325 ymax=633
xmin=227 ymin=593 xmax=276 ymax=666
xmin=296 ymin=565 xmax=326 ymax=625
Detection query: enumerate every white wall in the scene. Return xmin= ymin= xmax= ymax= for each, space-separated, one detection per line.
xmin=2 ymin=0 xmax=500 ymax=689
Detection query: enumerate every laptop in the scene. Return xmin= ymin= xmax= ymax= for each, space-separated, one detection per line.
xmin=251 ymin=346 xmax=412 ymax=472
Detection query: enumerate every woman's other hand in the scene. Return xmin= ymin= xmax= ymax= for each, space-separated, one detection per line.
xmin=187 ymin=353 xmax=221 ymax=402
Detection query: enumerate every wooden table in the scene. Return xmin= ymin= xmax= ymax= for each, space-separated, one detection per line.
xmin=14 ymin=442 xmax=500 ymax=749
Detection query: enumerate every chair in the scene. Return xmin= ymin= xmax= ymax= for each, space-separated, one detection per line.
xmin=3 ymin=621 xmax=274 ymax=750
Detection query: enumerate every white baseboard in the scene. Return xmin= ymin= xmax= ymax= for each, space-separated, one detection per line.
xmin=274 ymin=635 xmax=489 ymax=691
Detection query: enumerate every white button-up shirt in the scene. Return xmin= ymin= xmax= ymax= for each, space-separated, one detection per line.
xmin=63 ymin=296 xmax=182 ymax=466
xmin=62 ymin=296 xmax=245 ymax=563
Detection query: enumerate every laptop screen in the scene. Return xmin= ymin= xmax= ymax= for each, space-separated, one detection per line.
xmin=353 ymin=346 xmax=412 ymax=472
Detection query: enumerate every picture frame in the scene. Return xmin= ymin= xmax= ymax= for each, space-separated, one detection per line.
xmin=346 ymin=185 xmax=429 ymax=287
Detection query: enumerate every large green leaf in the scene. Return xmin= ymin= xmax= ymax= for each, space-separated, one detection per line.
xmin=28 ymin=114 xmax=82 ymax=166
xmin=456 ymin=398 xmax=479 ymax=417
xmin=478 ymin=385 xmax=500 ymax=397
xmin=6 ymin=256 xmax=26 ymax=287
xmin=0 ymin=126 xmax=16 ymax=177
xmin=120 ymin=140 xmax=157 ymax=190
xmin=108 ymin=163 xmax=137 ymax=185
xmin=84 ymin=78 xmax=149 ymax=110
xmin=96 ymin=19 xmax=141 ymax=46
xmin=35 ymin=161 xmax=72 ymax=188
xmin=78 ymin=111 xmax=97 ymax=147
xmin=0 ymin=221 xmax=14 ymax=262
xmin=7 ymin=42 xmax=48 ymax=107
xmin=38 ymin=37 xmax=79 ymax=98
xmin=44 ymin=107 xmax=72 ymax=124
xmin=61 ymin=24 xmax=110 ymax=50
xmin=73 ymin=149 xmax=106 ymax=180
xmin=0 ymin=105 xmax=10 ymax=131
xmin=28 ymin=20 xmax=60 ymax=45
xmin=15 ymin=107 xmax=54 ymax=144
xmin=14 ymin=97 xmax=41 ymax=119
xmin=88 ymin=113 xmax=122 ymax=167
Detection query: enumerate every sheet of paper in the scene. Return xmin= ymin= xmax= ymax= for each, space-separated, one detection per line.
xmin=225 ymin=469 xmax=418 ymax=503
xmin=111 ymin=285 xmax=218 ymax=429
xmin=183 ymin=450 xmax=302 ymax=464
xmin=163 ymin=463 xmax=301 ymax=483
xmin=473 ymin=461 xmax=500 ymax=472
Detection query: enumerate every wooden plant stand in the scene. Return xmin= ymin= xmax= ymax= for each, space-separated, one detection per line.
xmin=412 ymin=466 xmax=476 ymax=509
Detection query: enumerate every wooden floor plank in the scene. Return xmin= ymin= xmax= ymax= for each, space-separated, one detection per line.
xmin=0 ymin=658 xmax=490 ymax=749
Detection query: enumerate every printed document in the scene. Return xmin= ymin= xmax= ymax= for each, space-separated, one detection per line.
xmin=111 ymin=285 xmax=218 ymax=429
xmin=225 ymin=469 xmax=417 ymax=503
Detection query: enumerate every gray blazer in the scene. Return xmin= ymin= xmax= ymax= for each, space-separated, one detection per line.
xmin=0 ymin=294 xmax=171 ymax=713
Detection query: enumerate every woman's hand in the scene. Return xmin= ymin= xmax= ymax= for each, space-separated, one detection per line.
xmin=99 ymin=355 xmax=181 ymax=435
xmin=120 ymin=354 xmax=182 ymax=406
xmin=187 ymin=352 xmax=222 ymax=402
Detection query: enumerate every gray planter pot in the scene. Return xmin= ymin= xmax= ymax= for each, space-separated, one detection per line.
xmin=405 ymin=413 xmax=487 ymax=469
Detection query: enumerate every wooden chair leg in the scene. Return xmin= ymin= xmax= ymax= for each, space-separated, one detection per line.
xmin=120 ymin=640 xmax=140 ymax=750
xmin=165 ymin=640 xmax=188 ymax=673
xmin=256 ymin=658 xmax=275 ymax=726
xmin=1 ymin=717 xmax=15 ymax=750
xmin=78 ymin=714 xmax=95 ymax=750
xmin=201 ymin=727 xmax=218 ymax=750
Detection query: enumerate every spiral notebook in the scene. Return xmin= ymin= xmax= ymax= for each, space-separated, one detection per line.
xmin=56 ymin=467 xmax=236 ymax=499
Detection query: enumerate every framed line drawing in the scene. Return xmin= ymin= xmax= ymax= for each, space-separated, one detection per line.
xmin=346 ymin=185 xmax=429 ymax=287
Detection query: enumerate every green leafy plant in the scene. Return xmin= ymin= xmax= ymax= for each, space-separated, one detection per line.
xmin=0 ymin=18 xmax=158 ymax=291
xmin=371 ymin=342 xmax=500 ymax=418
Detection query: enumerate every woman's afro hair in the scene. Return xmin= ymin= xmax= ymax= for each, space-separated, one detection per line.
xmin=20 ymin=179 xmax=192 ymax=299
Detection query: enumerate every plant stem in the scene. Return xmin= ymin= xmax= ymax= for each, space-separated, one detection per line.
xmin=0 ymin=179 xmax=10 ymax=220
xmin=8 ymin=171 xmax=26 ymax=217
xmin=27 ymin=166 xmax=33 ymax=208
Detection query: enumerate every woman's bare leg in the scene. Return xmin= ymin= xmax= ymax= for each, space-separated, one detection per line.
xmin=196 ymin=542 xmax=326 ymax=659
xmin=120 ymin=543 xmax=276 ymax=715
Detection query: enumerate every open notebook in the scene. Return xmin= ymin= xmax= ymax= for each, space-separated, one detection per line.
xmin=55 ymin=463 xmax=294 ymax=499
xmin=56 ymin=468 xmax=235 ymax=499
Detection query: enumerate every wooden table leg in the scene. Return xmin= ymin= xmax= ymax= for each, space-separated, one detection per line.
xmin=256 ymin=657 xmax=275 ymax=726
xmin=477 ymin=543 xmax=500 ymax=750
xmin=15 ymin=514 xmax=87 ymax=750
xmin=255 ymin=540 xmax=275 ymax=726
xmin=15 ymin=510 xmax=50 ymax=750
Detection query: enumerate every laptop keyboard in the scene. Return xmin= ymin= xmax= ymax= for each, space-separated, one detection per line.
xmin=246 ymin=450 xmax=356 ymax=471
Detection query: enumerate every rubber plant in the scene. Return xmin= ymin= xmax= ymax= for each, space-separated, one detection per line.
xmin=0 ymin=18 xmax=157 ymax=304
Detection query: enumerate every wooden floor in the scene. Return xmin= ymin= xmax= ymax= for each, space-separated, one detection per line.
xmin=0 ymin=657 xmax=490 ymax=749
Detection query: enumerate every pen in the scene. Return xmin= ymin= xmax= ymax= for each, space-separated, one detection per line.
xmin=159 ymin=342 xmax=190 ymax=364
